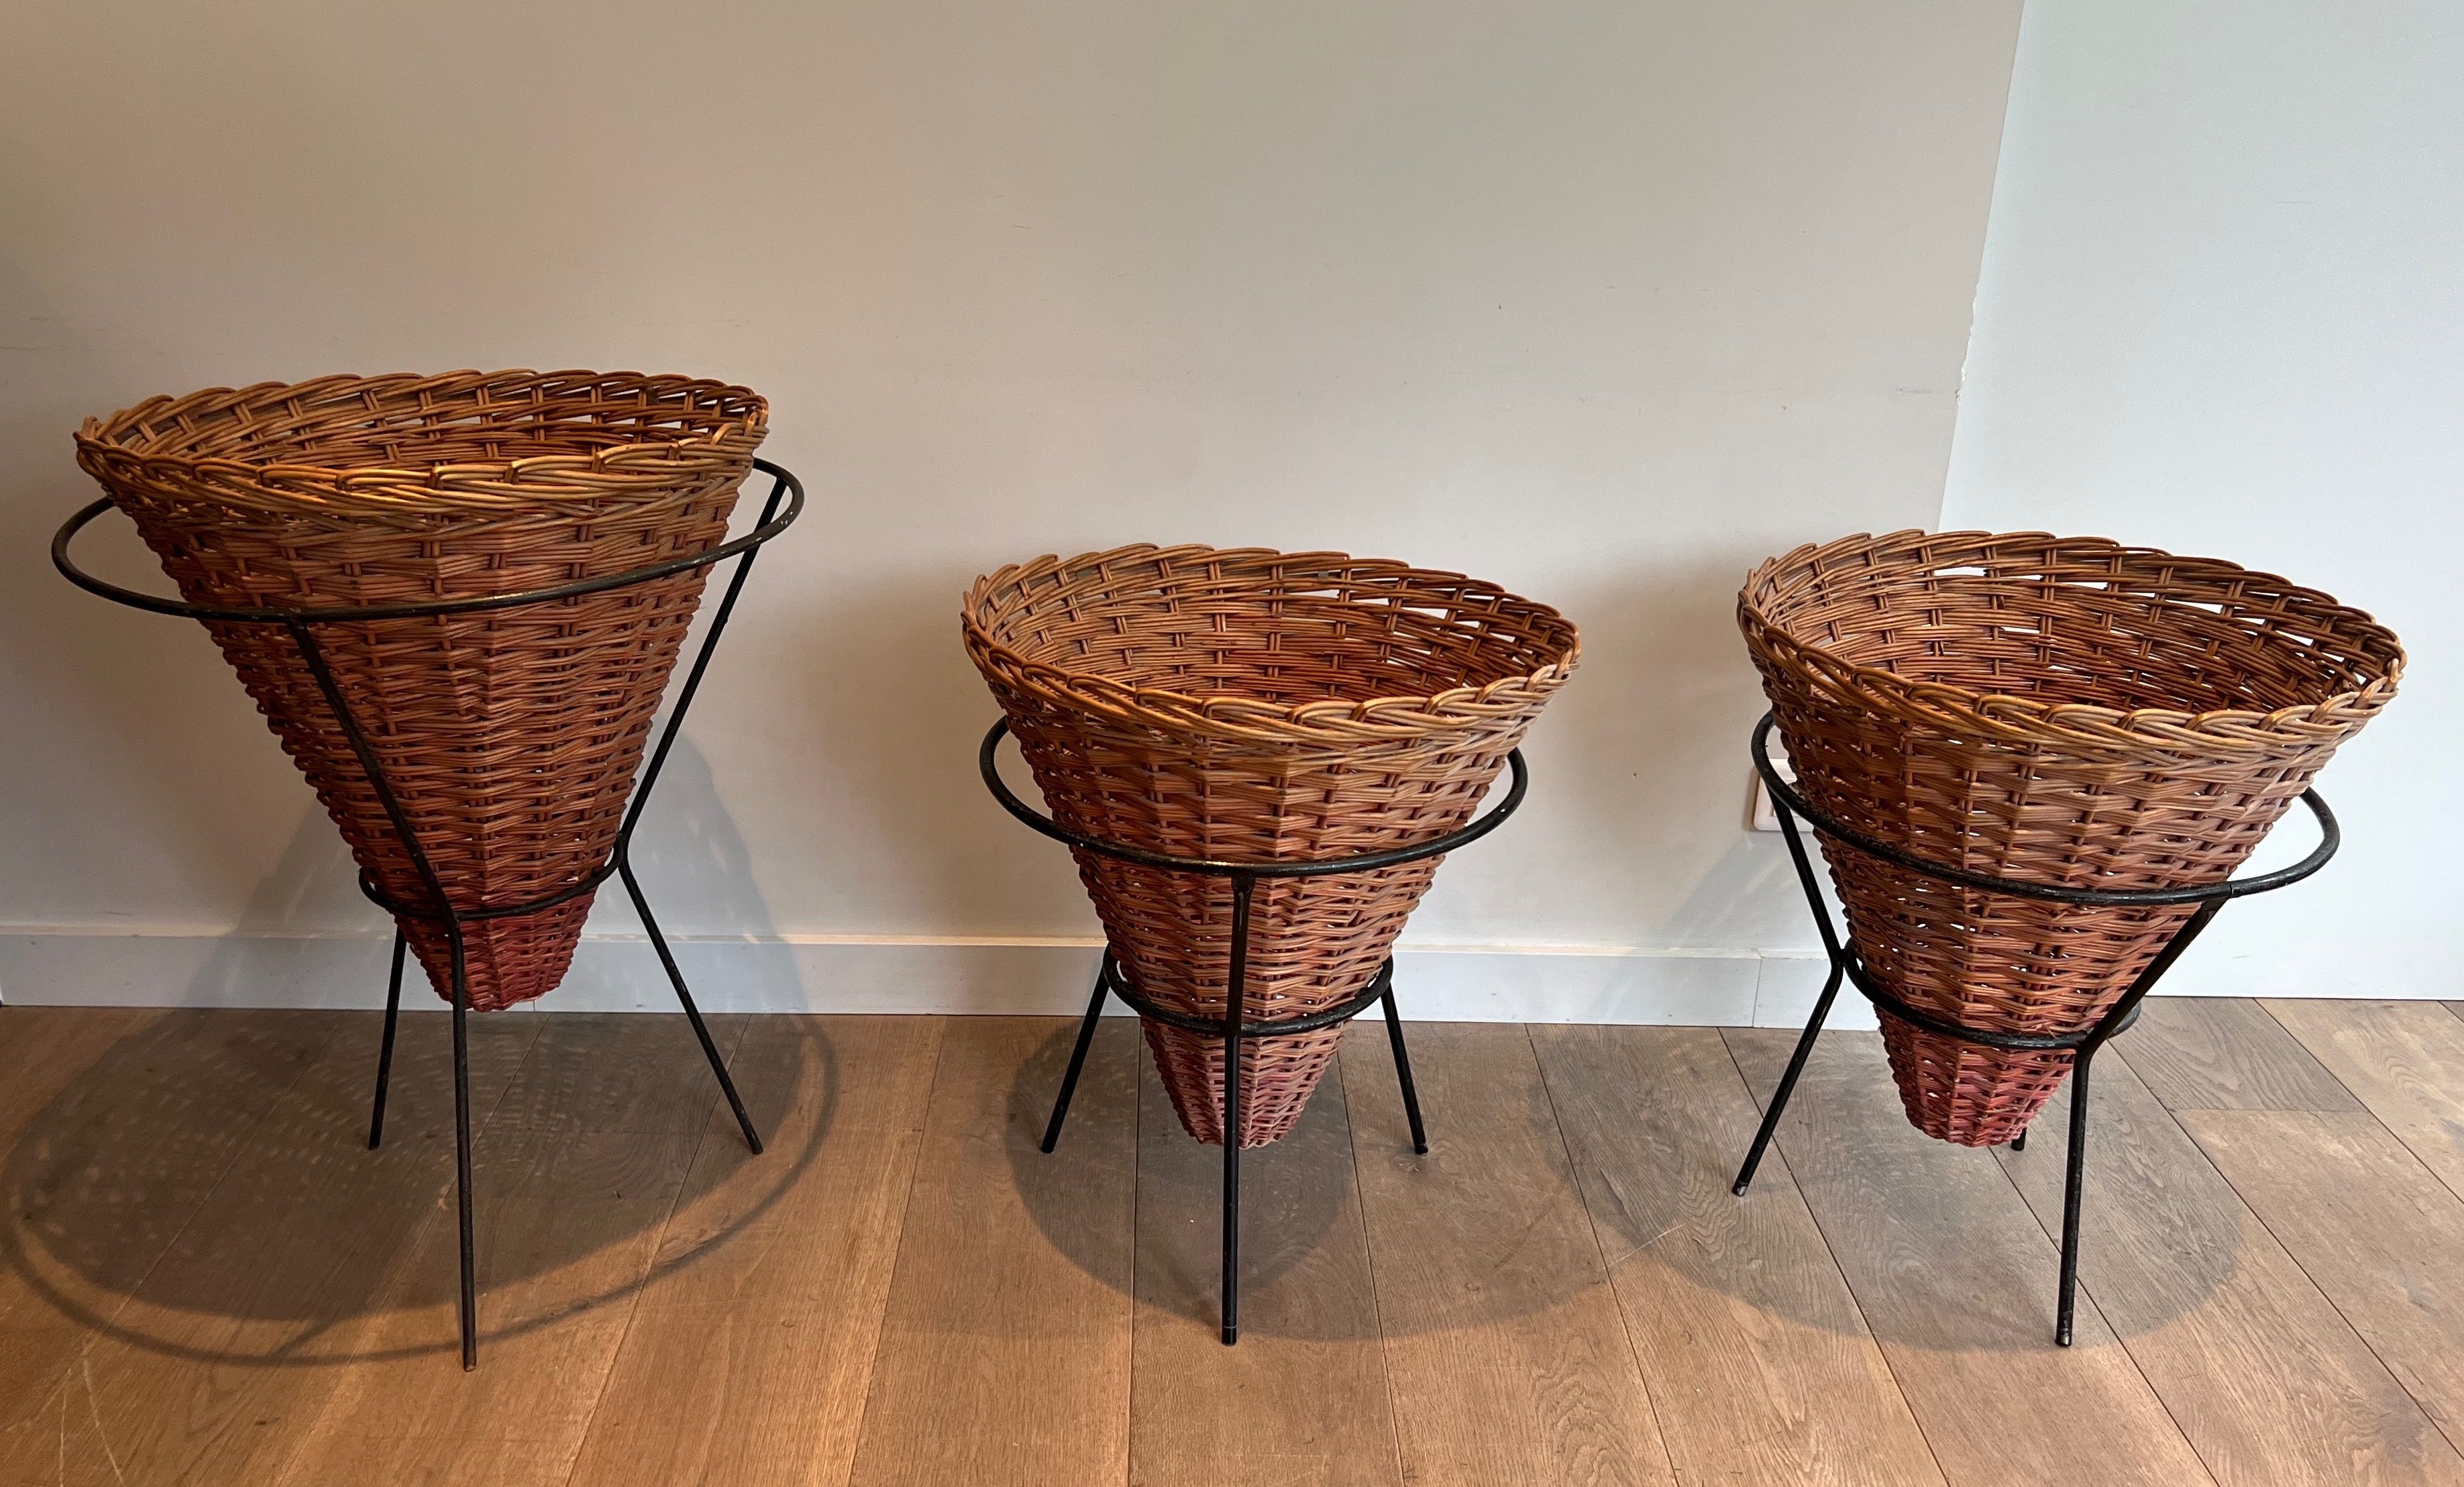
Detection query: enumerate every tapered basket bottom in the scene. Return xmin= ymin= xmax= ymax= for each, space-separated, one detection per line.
xmin=1146 ymin=1020 xmax=1342 ymax=1149
xmin=397 ymin=894 xmax=594 ymax=1013
xmin=1880 ymin=1017 xmax=2072 ymax=1147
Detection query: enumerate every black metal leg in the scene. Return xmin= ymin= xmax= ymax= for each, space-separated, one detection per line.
xmin=289 ymin=621 xmax=482 ymax=1368
xmin=2011 ymin=1127 xmax=2027 ymax=1152
xmin=368 ymin=929 xmax=407 ymax=1149
xmin=1378 ymin=966 xmax=1428 ymax=1155
xmin=1042 ymin=952 xmax=1112 ymax=1153
xmin=621 ymin=860 xmax=762 ymax=1156
xmin=1735 ymin=790 xmax=1852 ymax=1197
xmin=2055 ymin=1049 xmax=2093 ymax=1347
xmin=447 ymin=933 xmax=478 ymax=1370
xmin=1220 ymin=875 xmax=1254 ymax=1347
xmin=1733 ymin=958 xmax=1843 ymax=1196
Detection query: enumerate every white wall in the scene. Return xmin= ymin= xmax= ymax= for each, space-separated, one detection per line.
xmin=0 ymin=1 xmax=2023 ymax=1018
xmin=1943 ymin=0 xmax=2463 ymax=997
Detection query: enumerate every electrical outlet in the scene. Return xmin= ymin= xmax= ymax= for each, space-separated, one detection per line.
xmin=1748 ymin=744 xmax=1796 ymax=832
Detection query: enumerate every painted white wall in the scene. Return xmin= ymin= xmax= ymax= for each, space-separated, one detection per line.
xmin=1943 ymin=0 xmax=2463 ymax=997
xmin=0 ymin=1 xmax=2021 ymax=1017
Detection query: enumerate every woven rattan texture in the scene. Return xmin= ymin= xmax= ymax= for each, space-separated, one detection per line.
xmin=966 ymin=544 xmax=1578 ymax=1147
xmin=77 ymin=371 xmax=767 ymax=1011
xmin=1742 ymin=530 xmax=2402 ymax=1144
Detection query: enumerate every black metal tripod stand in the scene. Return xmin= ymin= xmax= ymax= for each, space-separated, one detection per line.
xmin=980 ymin=721 xmax=1528 ymax=1344
xmin=54 ymin=458 xmax=804 ymax=1369
xmin=1729 ymin=712 xmax=2339 ymax=1345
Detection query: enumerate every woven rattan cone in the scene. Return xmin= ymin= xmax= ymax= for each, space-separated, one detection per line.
xmin=1741 ymin=531 xmax=2402 ymax=1145
xmin=965 ymin=544 xmax=1578 ymax=1147
xmin=76 ymin=370 xmax=767 ymax=1011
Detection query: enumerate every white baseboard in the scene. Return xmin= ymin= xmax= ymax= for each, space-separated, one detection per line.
xmin=0 ymin=929 xmax=1854 ymax=1027
xmin=0 ymin=930 xmax=2436 ymax=1025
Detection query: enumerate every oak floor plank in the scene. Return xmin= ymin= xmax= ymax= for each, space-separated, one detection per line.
xmin=62 ymin=1011 xmax=543 ymax=1487
xmin=1342 ymin=1022 xmax=1672 ymax=1487
xmin=2184 ymin=1109 xmax=2464 ymax=1451
xmin=845 ymin=1017 xmax=1137 ymax=1487
xmin=2267 ymin=1001 xmax=2464 ymax=1200
xmin=2124 ymin=998 xmax=2363 ymax=1113
xmin=489 ymin=1011 xmax=755 ymax=1135
xmin=1129 ymin=1043 xmax=1400 ymax=1487
xmin=1534 ymin=1024 xmax=1943 ymax=1487
xmin=1998 ymin=1050 xmax=2464 ymax=1485
xmin=567 ymin=1015 xmax=947 ymax=1487
xmin=254 ymin=1011 xmax=739 ymax=1486
xmin=1722 ymin=1027 xmax=2212 ymax=1487
xmin=0 ymin=1009 xmax=354 ymax=1486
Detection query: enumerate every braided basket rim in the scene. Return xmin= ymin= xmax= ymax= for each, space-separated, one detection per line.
xmin=74 ymin=368 xmax=767 ymax=515
xmin=962 ymin=542 xmax=1581 ymax=746
xmin=1741 ymin=529 xmax=2405 ymax=756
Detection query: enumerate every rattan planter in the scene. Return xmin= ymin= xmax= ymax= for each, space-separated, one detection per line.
xmin=75 ymin=370 xmax=767 ymax=1012
xmin=1741 ymin=531 xmax=2402 ymax=1145
xmin=965 ymin=544 xmax=1578 ymax=1147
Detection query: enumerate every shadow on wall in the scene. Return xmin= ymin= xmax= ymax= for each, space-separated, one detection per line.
xmin=0 ymin=734 xmax=834 ymax=1366
xmin=783 ymin=560 xmax=1106 ymax=943
xmin=1519 ymin=556 xmax=1817 ymax=953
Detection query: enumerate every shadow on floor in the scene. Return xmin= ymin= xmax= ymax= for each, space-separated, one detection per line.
xmin=0 ymin=1005 xmax=839 ymax=1368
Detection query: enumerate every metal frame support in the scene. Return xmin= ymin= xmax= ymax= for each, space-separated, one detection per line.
xmin=56 ymin=459 xmax=807 ymax=1369
xmin=985 ymin=721 xmax=1507 ymax=1345
xmin=1729 ymin=713 xmax=2339 ymax=1345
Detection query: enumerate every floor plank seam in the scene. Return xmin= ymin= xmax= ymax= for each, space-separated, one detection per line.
xmin=1709 ymin=1025 xmax=1959 ymax=1487
xmin=2007 ymin=1045 xmax=2220 ymax=1486
xmin=557 ymin=1025 xmax=741 ymax=1487
xmin=1332 ymin=1045 xmax=1414 ymax=1487
xmin=2156 ymin=1052 xmax=2464 ymax=1468
xmin=53 ymin=1017 xmax=353 ymax=1421
xmin=839 ymin=1011 xmax=958 ymax=1487
xmin=2259 ymin=1000 xmax=2464 ymax=1215
xmin=1522 ymin=1022 xmax=1678 ymax=1478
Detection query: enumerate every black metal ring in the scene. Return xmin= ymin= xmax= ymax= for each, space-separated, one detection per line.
xmin=53 ymin=458 xmax=805 ymax=625
xmin=1842 ymin=960 xmax=2145 ymax=1050
xmin=356 ymin=858 xmax=621 ymax=923
xmin=1752 ymin=712 xmax=2338 ymax=907
xmin=1104 ymin=956 xmax=1397 ymax=1039
xmin=979 ymin=719 xmax=1528 ymax=878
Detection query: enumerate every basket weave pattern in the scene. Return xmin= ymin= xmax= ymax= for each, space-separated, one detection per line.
xmin=967 ymin=544 xmax=1577 ymax=1147
xmin=76 ymin=371 xmax=767 ymax=1011
xmin=1742 ymin=531 xmax=2402 ymax=1144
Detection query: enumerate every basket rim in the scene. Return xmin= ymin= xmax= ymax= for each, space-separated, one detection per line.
xmin=963 ymin=541 xmax=1580 ymax=744
xmin=1742 ymin=528 xmax=2406 ymax=752
xmin=75 ymin=368 xmax=767 ymax=510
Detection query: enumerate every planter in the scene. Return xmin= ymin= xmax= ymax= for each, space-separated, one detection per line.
xmin=1740 ymin=531 xmax=2402 ymax=1145
xmin=75 ymin=370 xmax=767 ymax=1011
xmin=965 ymin=544 xmax=1578 ymax=1146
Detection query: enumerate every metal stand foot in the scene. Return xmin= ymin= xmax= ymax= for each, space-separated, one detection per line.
xmin=1381 ymin=972 xmax=1428 ymax=1156
xmin=623 ymin=861 xmax=761 ymax=1154
xmin=448 ymin=952 xmax=477 ymax=1370
xmin=1042 ymin=953 xmax=1114 ymax=1153
xmin=368 ymin=930 xmax=406 ymax=1149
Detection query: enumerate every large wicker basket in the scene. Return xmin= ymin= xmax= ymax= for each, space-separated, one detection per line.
xmin=75 ymin=370 xmax=767 ymax=1011
xmin=1742 ymin=531 xmax=2402 ymax=1145
xmin=965 ymin=544 xmax=1578 ymax=1147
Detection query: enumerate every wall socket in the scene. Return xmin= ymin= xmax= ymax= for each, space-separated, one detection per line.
xmin=1747 ymin=743 xmax=1796 ymax=832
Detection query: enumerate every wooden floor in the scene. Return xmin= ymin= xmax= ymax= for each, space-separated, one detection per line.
xmin=5 ymin=999 xmax=2464 ymax=1486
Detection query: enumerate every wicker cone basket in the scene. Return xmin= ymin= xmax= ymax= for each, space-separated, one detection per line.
xmin=965 ymin=544 xmax=1578 ymax=1147
xmin=75 ymin=370 xmax=767 ymax=1012
xmin=1741 ymin=531 xmax=2402 ymax=1145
